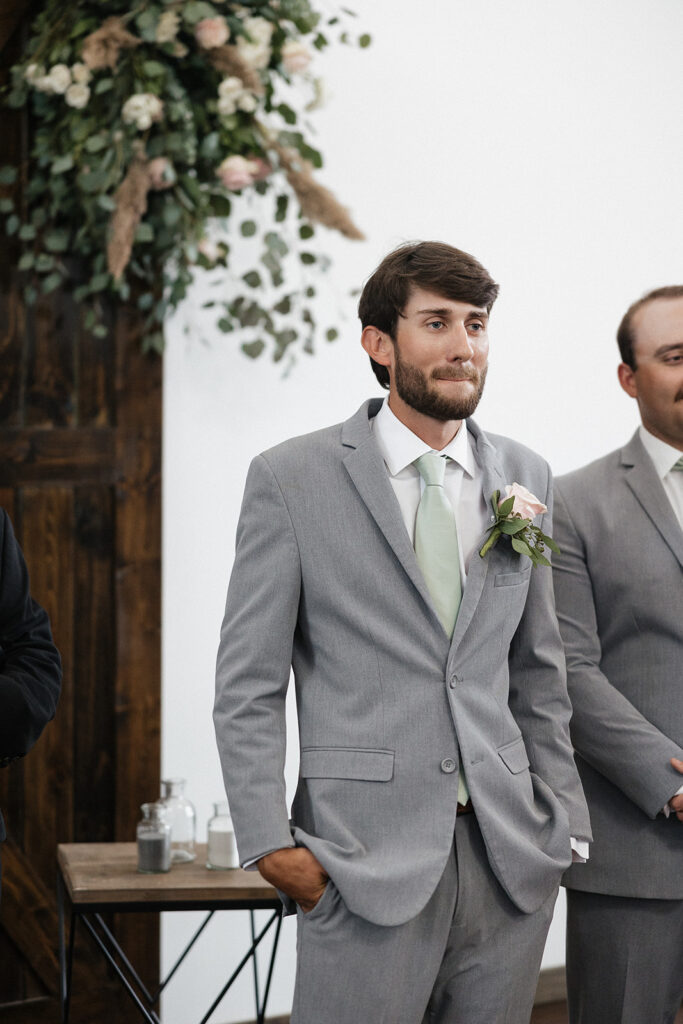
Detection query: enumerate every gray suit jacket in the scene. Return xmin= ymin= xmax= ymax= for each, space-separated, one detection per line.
xmin=554 ymin=432 xmax=683 ymax=899
xmin=214 ymin=399 xmax=590 ymax=926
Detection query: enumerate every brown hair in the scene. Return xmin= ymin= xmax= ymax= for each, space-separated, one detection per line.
xmin=617 ymin=285 xmax=683 ymax=369
xmin=358 ymin=241 xmax=499 ymax=388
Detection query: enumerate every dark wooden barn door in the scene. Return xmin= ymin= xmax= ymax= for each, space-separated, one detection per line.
xmin=0 ymin=7 xmax=162 ymax=1020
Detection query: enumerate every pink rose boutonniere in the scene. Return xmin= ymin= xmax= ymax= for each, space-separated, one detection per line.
xmin=479 ymin=483 xmax=559 ymax=568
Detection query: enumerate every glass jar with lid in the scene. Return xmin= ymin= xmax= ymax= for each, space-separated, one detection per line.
xmin=206 ymin=801 xmax=239 ymax=870
xmin=159 ymin=778 xmax=196 ymax=863
xmin=136 ymin=802 xmax=171 ymax=873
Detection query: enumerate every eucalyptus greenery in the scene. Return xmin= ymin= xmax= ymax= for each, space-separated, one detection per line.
xmin=479 ymin=491 xmax=559 ymax=568
xmin=0 ymin=0 xmax=368 ymax=361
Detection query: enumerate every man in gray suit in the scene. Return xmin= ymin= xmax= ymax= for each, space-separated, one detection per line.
xmin=553 ymin=285 xmax=683 ymax=1024
xmin=215 ymin=241 xmax=591 ymax=1024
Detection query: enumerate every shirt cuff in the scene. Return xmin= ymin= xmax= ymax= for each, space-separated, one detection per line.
xmin=570 ymin=837 xmax=590 ymax=863
xmin=242 ymin=846 xmax=292 ymax=870
xmin=662 ymin=783 xmax=683 ymax=818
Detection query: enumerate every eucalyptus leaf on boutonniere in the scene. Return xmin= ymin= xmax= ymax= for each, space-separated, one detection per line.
xmin=479 ymin=483 xmax=559 ymax=568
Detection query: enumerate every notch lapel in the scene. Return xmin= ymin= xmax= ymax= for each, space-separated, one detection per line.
xmin=341 ymin=401 xmax=444 ymax=629
xmin=622 ymin=433 xmax=683 ymax=569
xmin=449 ymin=421 xmax=506 ymax=649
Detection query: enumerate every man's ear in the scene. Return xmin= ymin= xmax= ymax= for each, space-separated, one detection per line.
xmin=361 ymin=326 xmax=393 ymax=370
xmin=617 ymin=362 xmax=638 ymax=399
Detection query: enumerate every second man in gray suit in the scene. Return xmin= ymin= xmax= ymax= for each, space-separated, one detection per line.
xmin=553 ymin=285 xmax=683 ymax=1024
xmin=215 ymin=241 xmax=591 ymax=1024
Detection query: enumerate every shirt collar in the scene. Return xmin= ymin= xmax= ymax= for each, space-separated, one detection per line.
xmin=372 ymin=398 xmax=474 ymax=476
xmin=638 ymin=425 xmax=683 ymax=479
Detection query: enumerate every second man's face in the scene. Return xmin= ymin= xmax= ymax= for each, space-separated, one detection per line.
xmin=389 ymin=286 xmax=490 ymax=425
xmin=619 ymin=296 xmax=683 ymax=449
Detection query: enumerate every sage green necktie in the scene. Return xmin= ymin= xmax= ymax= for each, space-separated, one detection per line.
xmin=414 ymin=452 xmax=468 ymax=804
xmin=672 ymin=457 xmax=683 ymax=471
xmin=414 ymin=452 xmax=462 ymax=636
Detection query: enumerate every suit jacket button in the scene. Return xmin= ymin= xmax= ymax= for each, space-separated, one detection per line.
xmin=440 ymin=758 xmax=456 ymax=773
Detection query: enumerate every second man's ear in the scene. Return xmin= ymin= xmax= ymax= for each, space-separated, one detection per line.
xmin=617 ymin=362 xmax=638 ymax=399
xmin=361 ymin=326 xmax=393 ymax=369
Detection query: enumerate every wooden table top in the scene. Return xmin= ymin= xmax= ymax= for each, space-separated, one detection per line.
xmin=57 ymin=843 xmax=279 ymax=907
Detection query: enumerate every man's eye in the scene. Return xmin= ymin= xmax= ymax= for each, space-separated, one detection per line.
xmin=468 ymin=322 xmax=484 ymax=332
xmin=663 ymin=354 xmax=683 ymax=363
xmin=428 ymin=320 xmax=445 ymax=329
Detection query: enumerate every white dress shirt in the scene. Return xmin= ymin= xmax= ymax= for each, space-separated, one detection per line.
xmin=371 ymin=398 xmax=488 ymax=580
xmin=373 ymin=400 xmax=588 ymax=860
xmin=638 ymin=426 xmax=683 ymax=812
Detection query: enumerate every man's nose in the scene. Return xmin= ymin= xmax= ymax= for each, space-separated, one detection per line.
xmin=447 ymin=323 xmax=474 ymax=361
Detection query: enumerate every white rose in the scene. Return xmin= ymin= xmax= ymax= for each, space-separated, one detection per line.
xmin=281 ymin=40 xmax=312 ymax=74
xmin=122 ymin=93 xmax=163 ymax=130
xmin=24 ymin=63 xmax=44 ymax=84
xmin=236 ymin=39 xmax=270 ymax=69
xmin=236 ymin=16 xmax=273 ymax=68
xmin=243 ymin=16 xmax=273 ymax=45
xmin=34 ymin=75 xmax=55 ymax=93
xmin=237 ymin=92 xmax=257 ymax=113
xmin=217 ymin=95 xmax=237 ymax=116
xmin=71 ymin=62 xmax=91 ymax=84
xmin=156 ymin=10 xmax=180 ymax=44
xmin=218 ymin=76 xmax=243 ymax=99
xmin=65 ymin=83 xmax=91 ymax=109
xmin=47 ymin=63 xmax=72 ymax=94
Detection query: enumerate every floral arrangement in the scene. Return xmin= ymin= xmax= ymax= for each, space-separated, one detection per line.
xmin=0 ymin=1 xmax=368 ymax=360
xmin=479 ymin=483 xmax=559 ymax=568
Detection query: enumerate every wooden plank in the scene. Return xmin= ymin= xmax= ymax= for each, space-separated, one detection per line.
xmin=73 ymin=486 xmax=116 ymax=843
xmin=0 ymin=428 xmax=116 ymax=485
xmin=77 ymin=305 xmax=115 ymax=427
xmin=112 ymin=317 xmax=162 ymax=991
xmin=0 ymin=839 xmax=59 ymax=991
xmin=24 ymin=295 xmax=75 ymax=428
xmin=0 ymin=929 xmax=25 ymax=1004
xmin=58 ymin=844 xmax=278 ymax=905
xmin=21 ymin=487 xmax=74 ymax=882
xmin=0 ymin=1 xmax=30 ymax=55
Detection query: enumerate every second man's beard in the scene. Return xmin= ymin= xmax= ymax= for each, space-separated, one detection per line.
xmin=393 ymin=348 xmax=487 ymax=422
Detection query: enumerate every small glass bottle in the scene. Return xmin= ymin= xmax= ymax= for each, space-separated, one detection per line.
xmin=137 ymin=802 xmax=171 ymax=874
xmin=206 ymin=801 xmax=239 ymax=870
xmin=160 ymin=778 xmax=196 ymax=863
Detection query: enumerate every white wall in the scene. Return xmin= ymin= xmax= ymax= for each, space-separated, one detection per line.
xmin=161 ymin=1 xmax=683 ymax=1020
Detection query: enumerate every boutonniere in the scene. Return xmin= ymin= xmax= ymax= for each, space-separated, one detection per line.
xmin=479 ymin=483 xmax=559 ymax=568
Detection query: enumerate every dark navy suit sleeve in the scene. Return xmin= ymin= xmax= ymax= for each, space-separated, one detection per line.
xmin=0 ymin=509 xmax=62 ymax=764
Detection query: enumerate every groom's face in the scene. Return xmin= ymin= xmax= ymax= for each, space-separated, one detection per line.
xmin=389 ymin=286 xmax=490 ymax=423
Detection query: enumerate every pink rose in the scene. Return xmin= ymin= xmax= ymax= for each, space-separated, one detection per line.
xmin=148 ymin=156 xmax=175 ymax=190
xmin=250 ymin=157 xmax=272 ymax=181
xmin=195 ymin=17 xmax=230 ymax=50
xmin=501 ymin=483 xmax=547 ymax=520
xmin=216 ymin=154 xmax=259 ymax=190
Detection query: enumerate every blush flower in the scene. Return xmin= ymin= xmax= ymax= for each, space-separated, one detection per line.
xmin=148 ymin=156 xmax=175 ymax=190
xmin=195 ymin=17 xmax=230 ymax=50
xmin=501 ymin=483 xmax=547 ymax=520
xmin=281 ymin=40 xmax=312 ymax=74
xmin=216 ymin=154 xmax=259 ymax=190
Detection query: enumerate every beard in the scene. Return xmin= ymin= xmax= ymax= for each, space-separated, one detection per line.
xmin=393 ymin=345 xmax=488 ymax=422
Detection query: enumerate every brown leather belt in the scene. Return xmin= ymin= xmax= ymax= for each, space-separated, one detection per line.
xmin=457 ymin=799 xmax=474 ymax=816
